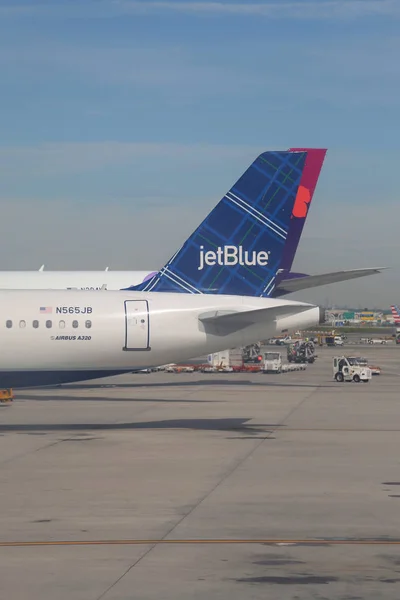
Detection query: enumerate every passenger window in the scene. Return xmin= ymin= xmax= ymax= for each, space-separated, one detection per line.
xmin=46 ymin=320 xmax=52 ymax=329
xmin=6 ymin=320 xmax=12 ymax=328
xmin=59 ymin=320 xmax=65 ymax=329
xmin=33 ymin=320 xmax=39 ymax=329
xmin=85 ymin=320 xmax=92 ymax=329
xmin=19 ymin=320 xmax=26 ymax=328
xmin=72 ymin=320 xmax=79 ymax=328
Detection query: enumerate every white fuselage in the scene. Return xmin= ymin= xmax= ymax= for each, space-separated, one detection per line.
xmin=0 ymin=290 xmax=319 ymax=388
xmin=0 ymin=271 xmax=152 ymax=290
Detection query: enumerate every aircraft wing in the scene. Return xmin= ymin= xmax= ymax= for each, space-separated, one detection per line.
xmin=199 ymin=304 xmax=316 ymax=335
xmin=276 ymin=268 xmax=386 ymax=294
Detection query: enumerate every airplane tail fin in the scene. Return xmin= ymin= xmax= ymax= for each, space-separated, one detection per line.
xmin=390 ymin=305 xmax=400 ymax=324
xmin=278 ymin=148 xmax=327 ymax=275
xmin=129 ymin=150 xmax=308 ymax=297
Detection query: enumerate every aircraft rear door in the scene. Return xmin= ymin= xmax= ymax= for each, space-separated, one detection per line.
xmin=123 ymin=300 xmax=150 ymax=351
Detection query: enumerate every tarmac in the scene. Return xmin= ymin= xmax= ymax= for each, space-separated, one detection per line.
xmin=0 ymin=344 xmax=400 ymax=599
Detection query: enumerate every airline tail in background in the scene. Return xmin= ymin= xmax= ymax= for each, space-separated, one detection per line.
xmin=390 ymin=305 xmax=400 ymax=324
xmin=130 ymin=150 xmax=309 ymax=297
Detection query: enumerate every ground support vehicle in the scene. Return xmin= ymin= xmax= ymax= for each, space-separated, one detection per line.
xmin=287 ymin=340 xmax=316 ymax=363
xmin=263 ymin=352 xmax=282 ymax=373
xmin=333 ymin=356 xmax=371 ymax=383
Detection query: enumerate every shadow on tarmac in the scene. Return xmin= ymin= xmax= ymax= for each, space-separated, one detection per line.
xmin=0 ymin=417 xmax=282 ymax=435
xmin=15 ymin=395 xmax=218 ymax=403
xmin=45 ymin=379 xmax=334 ymax=390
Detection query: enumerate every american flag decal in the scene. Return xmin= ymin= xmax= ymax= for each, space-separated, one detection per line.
xmin=39 ymin=306 xmax=52 ymax=314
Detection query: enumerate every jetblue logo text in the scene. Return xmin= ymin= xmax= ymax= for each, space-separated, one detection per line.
xmin=198 ymin=246 xmax=270 ymax=271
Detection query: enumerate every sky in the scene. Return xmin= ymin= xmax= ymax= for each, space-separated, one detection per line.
xmin=0 ymin=0 xmax=399 ymax=308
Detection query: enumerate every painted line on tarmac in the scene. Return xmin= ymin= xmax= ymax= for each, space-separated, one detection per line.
xmin=2 ymin=539 xmax=400 ymax=548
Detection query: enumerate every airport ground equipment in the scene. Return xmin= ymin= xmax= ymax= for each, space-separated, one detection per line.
xmin=333 ymin=356 xmax=371 ymax=383
xmin=282 ymin=363 xmax=306 ymax=372
xmin=262 ymin=352 xmax=306 ymax=373
xmin=0 ymin=388 xmax=13 ymax=402
xmin=165 ymin=365 xmax=195 ymax=373
xmin=325 ymin=335 xmax=344 ymax=347
xmin=367 ymin=338 xmax=387 ymax=345
xmin=242 ymin=343 xmax=262 ymax=363
xmin=206 ymin=349 xmax=244 ymax=372
xmin=275 ymin=335 xmax=294 ymax=346
xmin=306 ymin=331 xmax=347 ymax=346
xmin=349 ymin=356 xmax=381 ymax=375
xmin=287 ymin=340 xmax=316 ymax=363
xmin=263 ymin=352 xmax=282 ymax=373
xmin=163 ymin=358 xmax=305 ymax=374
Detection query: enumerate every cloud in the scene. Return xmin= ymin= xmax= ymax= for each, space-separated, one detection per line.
xmin=1 ymin=25 xmax=397 ymax=112
xmin=0 ymin=43 xmax=266 ymax=101
xmin=0 ymin=195 xmax=210 ymax=271
xmin=1 ymin=7 xmax=398 ymax=113
xmin=114 ymin=0 xmax=400 ymax=19
xmin=1 ymin=0 xmax=400 ymax=20
xmin=0 ymin=142 xmax=275 ymax=213
xmin=0 ymin=141 xmax=264 ymax=178
xmin=234 ymin=35 xmax=400 ymax=109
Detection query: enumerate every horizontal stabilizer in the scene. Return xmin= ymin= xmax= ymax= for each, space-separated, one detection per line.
xmin=277 ymin=268 xmax=386 ymax=294
xmin=199 ymin=304 xmax=315 ymax=335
